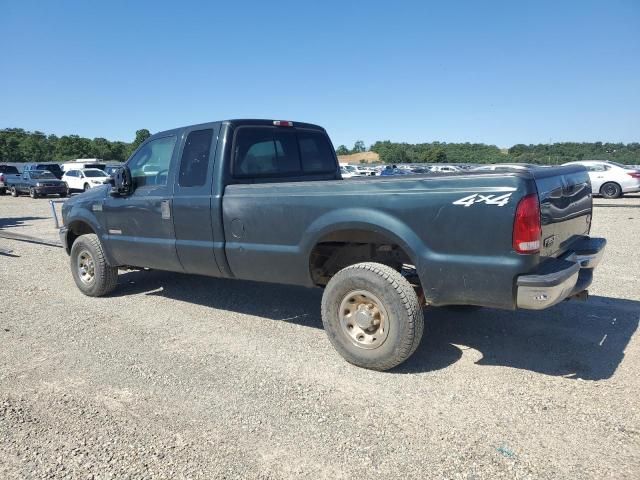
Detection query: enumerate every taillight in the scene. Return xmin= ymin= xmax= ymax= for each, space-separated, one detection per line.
xmin=513 ymin=193 xmax=541 ymax=254
xmin=0 ymin=174 xmax=4 ymax=182
xmin=627 ymin=172 xmax=640 ymax=179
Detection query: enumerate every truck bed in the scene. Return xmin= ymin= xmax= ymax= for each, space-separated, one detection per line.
xmin=221 ymin=165 xmax=591 ymax=309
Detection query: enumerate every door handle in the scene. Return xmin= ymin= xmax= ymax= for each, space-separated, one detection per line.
xmin=161 ymin=200 xmax=171 ymax=220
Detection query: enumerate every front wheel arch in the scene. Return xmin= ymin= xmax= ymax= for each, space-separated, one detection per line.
xmin=66 ymin=220 xmax=96 ymax=252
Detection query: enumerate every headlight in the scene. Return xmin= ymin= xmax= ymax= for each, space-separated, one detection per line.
xmin=36 ymin=182 xmax=42 ymax=187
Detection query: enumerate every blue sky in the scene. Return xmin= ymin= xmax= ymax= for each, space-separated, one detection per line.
xmin=1 ymin=0 xmax=638 ymax=148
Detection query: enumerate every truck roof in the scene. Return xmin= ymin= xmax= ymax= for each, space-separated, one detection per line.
xmin=151 ymin=119 xmax=327 ymax=139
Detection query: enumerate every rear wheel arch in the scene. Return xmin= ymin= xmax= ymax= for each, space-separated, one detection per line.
xmin=308 ymin=227 xmax=419 ymax=287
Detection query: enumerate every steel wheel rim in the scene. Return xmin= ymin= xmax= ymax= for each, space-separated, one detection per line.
xmin=603 ymin=184 xmax=616 ymax=196
xmin=339 ymin=290 xmax=389 ymax=350
xmin=77 ymin=249 xmax=95 ymax=284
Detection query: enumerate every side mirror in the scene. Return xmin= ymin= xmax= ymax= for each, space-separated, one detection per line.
xmin=110 ymin=166 xmax=133 ymax=196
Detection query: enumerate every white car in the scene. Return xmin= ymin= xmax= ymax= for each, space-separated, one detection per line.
xmin=62 ymin=168 xmax=110 ymax=192
xmin=354 ymin=166 xmax=377 ymax=176
xmin=562 ymin=160 xmax=640 ymax=199
xmin=340 ymin=166 xmax=358 ymax=178
xmin=429 ymin=165 xmax=461 ymax=173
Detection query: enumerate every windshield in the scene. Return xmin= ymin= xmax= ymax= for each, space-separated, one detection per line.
xmin=31 ymin=171 xmax=57 ymax=179
xmin=83 ymin=169 xmax=108 ymax=177
xmin=38 ymin=164 xmax=62 ymax=174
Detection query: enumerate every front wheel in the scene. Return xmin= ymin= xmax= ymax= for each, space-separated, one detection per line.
xmin=600 ymin=182 xmax=622 ymax=199
xmin=70 ymin=234 xmax=118 ymax=296
xmin=29 ymin=187 xmax=38 ymax=199
xmin=83 ymin=183 xmax=90 ymax=192
xmin=321 ymin=262 xmax=424 ymax=371
xmin=10 ymin=186 xmax=18 ymax=197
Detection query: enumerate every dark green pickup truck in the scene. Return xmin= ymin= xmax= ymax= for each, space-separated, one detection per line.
xmin=59 ymin=119 xmax=606 ymax=370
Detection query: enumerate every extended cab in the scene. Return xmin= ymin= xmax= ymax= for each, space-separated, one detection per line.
xmin=60 ymin=119 xmax=606 ymax=370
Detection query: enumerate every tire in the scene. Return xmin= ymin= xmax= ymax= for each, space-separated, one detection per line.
xmin=600 ymin=182 xmax=622 ymax=199
xmin=83 ymin=183 xmax=90 ymax=191
xmin=321 ymin=262 xmax=424 ymax=371
xmin=29 ymin=187 xmax=38 ymax=199
xmin=0 ymin=188 xmax=5 ymax=195
xmin=59 ymin=191 xmax=68 ymax=198
xmin=70 ymin=234 xmax=118 ymax=297
xmin=10 ymin=186 xmax=18 ymax=197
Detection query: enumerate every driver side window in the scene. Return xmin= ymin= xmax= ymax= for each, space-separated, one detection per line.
xmin=129 ymin=136 xmax=177 ymax=188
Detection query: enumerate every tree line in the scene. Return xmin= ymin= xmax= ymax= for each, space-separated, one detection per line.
xmin=338 ymin=140 xmax=640 ymax=165
xmin=2 ymin=128 xmax=639 ymax=165
xmin=0 ymin=128 xmax=150 ymax=163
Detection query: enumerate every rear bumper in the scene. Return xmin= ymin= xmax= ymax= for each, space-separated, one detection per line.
xmin=516 ymin=237 xmax=606 ymax=310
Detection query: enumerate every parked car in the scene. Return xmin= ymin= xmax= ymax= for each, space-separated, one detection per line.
xmin=380 ymin=166 xmax=409 ymax=176
xmin=61 ymin=160 xmax=107 ymax=173
xmin=562 ymin=160 xmax=640 ymax=198
xmin=62 ymin=168 xmax=110 ymax=192
xmin=429 ymin=165 xmax=461 ymax=173
xmin=9 ymin=170 xmax=68 ymax=198
xmin=104 ymin=164 xmax=124 ymax=176
xmin=354 ymin=166 xmax=377 ymax=176
xmin=473 ymin=163 xmax=541 ymax=172
xmin=339 ymin=166 xmax=358 ymax=178
xmin=0 ymin=164 xmax=21 ymax=195
xmin=60 ymin=119 xmax=605 ymax=371
xmin=22 ymin=162 xmax=64 ymax=179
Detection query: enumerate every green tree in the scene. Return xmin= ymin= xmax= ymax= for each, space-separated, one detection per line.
xmin=131 ymin=129 xmax=151 ymax=152
xmin=335 ymin=145 xmax=350 ymax=155
xmin=352 ymin=140 xmax=366 ymax=153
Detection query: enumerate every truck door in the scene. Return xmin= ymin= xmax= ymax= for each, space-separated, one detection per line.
xmin=171 ymin=125 xmax=223 ymax=276
xmin=19 ymin=171 xmax=30 ymax=193
xmin=102 ymin=134 xmax=182 ymax=271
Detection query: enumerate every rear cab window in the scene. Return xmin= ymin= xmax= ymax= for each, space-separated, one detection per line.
xmin=0 ymin=165 xmax=19 ymax=174
xmin=232 ymin=126 xmax=336 ymax=178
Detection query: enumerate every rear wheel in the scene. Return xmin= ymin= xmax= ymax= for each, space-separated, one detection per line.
xmin=0 ymin=188 xmax=5 ymax=195
xmin=321 ymin=262 xmax=424 ymax=371
xmin=29 ymin=187 xmax=38 ymax=199
xmin=70 ymin=234 xmax=118 ymax=297
xmin=600 ymin=182 xmax=622 ymax=199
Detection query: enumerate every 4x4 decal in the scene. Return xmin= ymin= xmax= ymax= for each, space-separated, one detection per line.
xmin=452 ymin=193 xmax=513 ymax=207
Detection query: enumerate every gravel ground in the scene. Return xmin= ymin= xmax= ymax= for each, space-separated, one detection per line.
xmin=0 ymin=193 xmax=639 ymax=479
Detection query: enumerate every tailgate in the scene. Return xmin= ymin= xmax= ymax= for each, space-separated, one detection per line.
xmin=533 ymin=165 xmax=592 ymax=257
